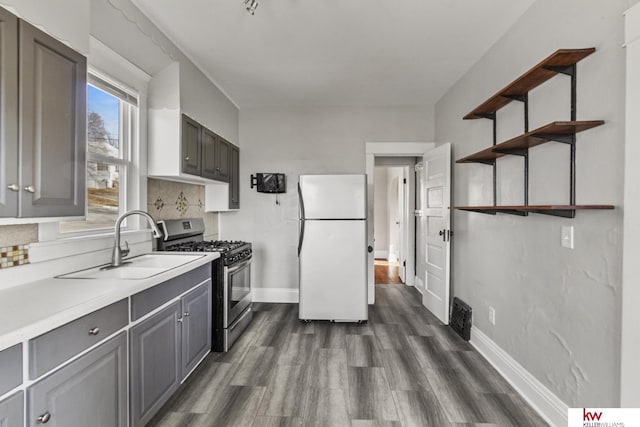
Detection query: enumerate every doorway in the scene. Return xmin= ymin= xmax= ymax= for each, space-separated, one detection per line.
xmin=373 ymin=163 xmax=411 ymax=285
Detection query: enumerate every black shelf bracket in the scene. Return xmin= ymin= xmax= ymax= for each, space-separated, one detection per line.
xmin=531 ymin=209 xmax=576 ymax=219
xmin=543 ymin=64 xmax=576 ymax=77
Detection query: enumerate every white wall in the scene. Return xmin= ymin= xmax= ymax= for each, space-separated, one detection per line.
xmin=435 ymin=0 xmax=637 ymax=407
xmin=373 ymin=167 xmax=389 ymax=257
xmin=0 ymin=0 xmax=90 ymax=54
xmin=220 ymin=106 xmax=433 ymax=296
xmin=621 ymin=1 xmax=640 ymax=407
xmin=90 ymin=0 xmax=239 ymax=144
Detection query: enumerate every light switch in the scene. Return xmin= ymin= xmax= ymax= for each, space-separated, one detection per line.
xmin=561 ymin=226 xmax=574 ymax=249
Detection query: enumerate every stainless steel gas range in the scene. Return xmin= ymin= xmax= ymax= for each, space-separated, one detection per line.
xmin=156 ymin=218 xmax=252 ymax=352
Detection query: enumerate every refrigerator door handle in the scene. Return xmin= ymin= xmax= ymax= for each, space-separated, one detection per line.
xmin=298 ymin=182 xmax=306 ymax=256
xmin=298 ymin=219 xmax=305 ymax=256
xmin=298 ymin=182 xmax=306 ymax=220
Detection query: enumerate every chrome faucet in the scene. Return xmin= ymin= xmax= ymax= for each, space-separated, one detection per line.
xmin=111 ymin=210 xmax=163 ymax=268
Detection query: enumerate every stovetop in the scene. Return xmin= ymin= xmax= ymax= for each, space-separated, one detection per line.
xmin=163 ymin=240 xmax=247 ymax=253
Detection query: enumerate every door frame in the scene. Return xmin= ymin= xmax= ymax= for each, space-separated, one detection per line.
xmin=365 ymin=142 xmax=435 ymax=304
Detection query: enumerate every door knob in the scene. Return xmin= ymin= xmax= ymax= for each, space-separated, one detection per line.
xmin=37 ymin=412 xmax=51 ymax=423
xmin=7 ymin=183 xmax=19 ymax=192
xmin=24 ymin=185 xmax=36 ymax=193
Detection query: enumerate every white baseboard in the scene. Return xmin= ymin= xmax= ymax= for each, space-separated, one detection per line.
xmin=374 ymin=250 xmax=388 ymax=259
xmin=252 ymin=287 xmax=299 ymax=303
xmin=470 ymin=327 xmax=568 ymax=427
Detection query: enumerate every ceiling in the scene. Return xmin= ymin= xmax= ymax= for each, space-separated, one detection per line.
xmin=131 ymin=0 xmax=536 ymax=109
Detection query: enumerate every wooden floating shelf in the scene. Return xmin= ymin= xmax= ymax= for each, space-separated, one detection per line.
xmin=456 ymin=120 xmax=604 ymax=164
xmin=452 ymin=205 xmax=614 ymax=218
xmin=463 ymin=48 xmax=596 ymax=120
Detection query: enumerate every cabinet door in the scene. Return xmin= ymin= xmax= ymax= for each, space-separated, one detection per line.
xmin=0 ymin=392 xmax=23 ymax=427
xmin=19 ymin=20 xmax=86 ymax=218
xmin=0 ymin=8 xmax=18 ymax=218
xmin=181 ymin=281 xmax=212 ymax=379
xmin=130 ymin=301 xmax=182 ymax=427
xmin=215 ymin=137 xmax=230 ymax=182
xmin=27 ymin=332 xmax=127 ymax=427
xmin=201 ymin=126 xmax=218 ymax=180
xmin=181 ymin=115 xmax=201 ymax=176
xmin=229 ymin=144 xmax=240 ymax=209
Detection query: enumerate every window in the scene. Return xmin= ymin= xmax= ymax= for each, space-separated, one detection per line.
xmin=60 ymin=74 xmax=138 ymax=233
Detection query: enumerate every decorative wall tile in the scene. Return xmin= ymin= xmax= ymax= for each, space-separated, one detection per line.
xmin=0 ymin=244 xmax=30 ymax=269
xmin=176 ymin=191 xmax=188 ymax=216
xmin=147 ymin=178 xmax=219 ymax=237
xmin=154 ymin=196 xmax=165 ymax=212
xmin=0 ymin=224 xmax=38 ymax=247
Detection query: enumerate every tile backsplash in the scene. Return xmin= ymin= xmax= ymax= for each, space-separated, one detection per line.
xmin=0 ymin=224 xmax=37 ymax=269
xmin=0 ymin=244 xmax=29 ymax=269
xmin=147 ymin=178 xmax=218 ymax=238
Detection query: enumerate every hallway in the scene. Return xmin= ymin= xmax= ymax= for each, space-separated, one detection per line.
xmin=148 ymin=283 xmax=547 ymax=426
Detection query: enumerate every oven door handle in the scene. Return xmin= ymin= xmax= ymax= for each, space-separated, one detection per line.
xmin=227 ymin=256 xmax=252 ymax=273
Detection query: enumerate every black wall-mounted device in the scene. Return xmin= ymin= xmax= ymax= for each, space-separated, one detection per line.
xmin=250 ymin=173 xmax=286 ymax=193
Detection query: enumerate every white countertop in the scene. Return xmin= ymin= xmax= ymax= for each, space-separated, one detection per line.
xmin=0 ymin=252 xmax=219 ymax=352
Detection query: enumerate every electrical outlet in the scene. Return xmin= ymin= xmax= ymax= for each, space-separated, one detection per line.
xmin=561 ymin=226 xmax=574 ymax=249
xmin=488 ymin=306 xmax=496 ymax=325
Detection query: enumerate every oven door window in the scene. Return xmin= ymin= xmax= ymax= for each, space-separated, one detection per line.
xmin=228 ymin=261 xmax=251 ymax=312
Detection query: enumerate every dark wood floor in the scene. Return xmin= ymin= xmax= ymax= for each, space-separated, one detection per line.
xmin=148 ymin=283 xmax=548 ymax=427
xmin=375 ymin=259 xmax=403 ymax=285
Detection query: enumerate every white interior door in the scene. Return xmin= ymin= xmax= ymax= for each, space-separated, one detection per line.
xmin=398 ymin=169 xmax=407 ymax=283
xmin=421 ymin=143 xmax=451 ymax=324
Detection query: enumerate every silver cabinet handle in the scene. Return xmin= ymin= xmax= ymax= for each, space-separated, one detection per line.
xmin=184 ymin=156 xmax=190 ymax=161
xmin=24 ymin=185 xmax=35 ymax=193
xmin=177 ymin=317 xmax=183 ymax=323
xmin=88 ymin=327 xmax=100 ymax=336
xmin=7 ymin=184 xmax=19 ymax=192
xmin=183 ymin=312 xmax=190 ymax=317
xmin=37 ymin=412 xmax=51 ymax=423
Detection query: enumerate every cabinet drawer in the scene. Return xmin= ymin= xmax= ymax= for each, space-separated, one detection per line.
xmin=29 ymin=299 xmax=128 ymax=379
xmin=131 ymin=264 xmax=210 ymax=321
xmin=0 ymin=391 xmax=23 ymax=427
xmin=0 ymin=344 xmax=22 ymax=395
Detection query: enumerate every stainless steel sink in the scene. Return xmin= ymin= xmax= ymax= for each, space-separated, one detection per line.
xmin=56 ymin=253 xmax=206 ymax=280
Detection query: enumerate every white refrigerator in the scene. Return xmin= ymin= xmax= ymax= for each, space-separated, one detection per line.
xmin=298 ymin=174 xmax=368 ymax=322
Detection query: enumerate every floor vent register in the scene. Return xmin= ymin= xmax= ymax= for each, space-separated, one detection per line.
xmin=450 ymin=297 xmax=472 ymax=341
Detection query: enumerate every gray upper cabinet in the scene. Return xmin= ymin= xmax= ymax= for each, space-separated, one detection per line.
xmin=130 ymin=301 xmax=182 ymax=427
xmin=181 ymin=114 xmax=202 ymax=176
xmin=229 ymin=144 xmax=240 ymax=209
xmin=182 ymin=113 xmax=230 ymax=183
xmin=19 ymin=19 xmax=87 ymax=218
xmin=0 ymin=392 xmax=23 ymax=427
xmin=181 ymin=282 xmax=212 ymax=378
xmin=0 ymin=8 xmax=18 ymax=218
xmin=201 ymin=126 xmax=218 ymax=180
xmin=27 ymin=332 xmax=127 ymax=427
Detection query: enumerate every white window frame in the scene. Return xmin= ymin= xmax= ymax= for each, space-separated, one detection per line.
xmin=56 ymin=73 xmax=138 ymax=235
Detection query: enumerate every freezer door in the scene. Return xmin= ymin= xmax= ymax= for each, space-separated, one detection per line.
xmin=299 ymin=174 xmax=366 ymax=219
xmin=299 ymin=220 xmax=368 ymax=321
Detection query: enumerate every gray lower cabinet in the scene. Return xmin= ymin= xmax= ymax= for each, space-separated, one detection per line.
xmin=130 ymin=301 xmax=182 ymax=427
xmin=19 ymin=19 xmax=87 ymax=218
xmin=0 ymin=343 xmax=22 ymax=396
xmin=0 ymin=392 xmax=23 ymax=427
xmin=181 ymin=282 xmax=212 ymax=378
xmin=130 ymin=281 xmax=212 ymax=427
xmin=27 ymin=332 xmax=127 ymax=427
